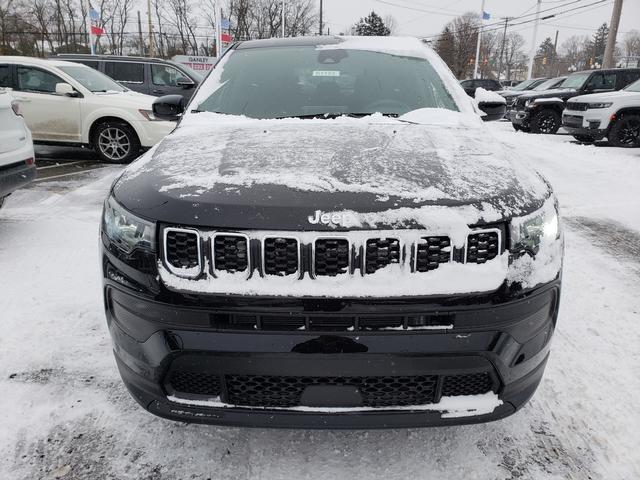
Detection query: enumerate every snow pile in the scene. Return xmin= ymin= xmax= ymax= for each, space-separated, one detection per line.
xmin=167 ymin=392 xmax=503 ymax=418
xmin=474 ymin=87 xmax=507 ymax=104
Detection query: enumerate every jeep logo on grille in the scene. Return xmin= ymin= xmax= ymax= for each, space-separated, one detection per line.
xmin=308 ymin=210 xmax=356 ymax=227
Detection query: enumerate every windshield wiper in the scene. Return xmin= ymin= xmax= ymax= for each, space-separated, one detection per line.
xmin=275 ymin=112 xmax=400 ymax=120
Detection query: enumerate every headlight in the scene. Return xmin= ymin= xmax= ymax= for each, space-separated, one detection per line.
xmin=586 ymin=102 xmax=612 ymax=109
xmin=138 ymin=109 xmax=162 ymax=121
xmin=102 ymin=196 xmax=155 ymax=254
xmin=510 ymin=198 xmax=559 ymax=256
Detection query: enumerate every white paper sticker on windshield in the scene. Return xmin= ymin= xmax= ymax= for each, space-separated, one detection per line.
xmin=312 ymin=70 xmax=340 ymax=77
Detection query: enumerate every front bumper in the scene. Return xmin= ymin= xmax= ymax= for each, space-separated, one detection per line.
xmin=104 ymin=273 xmax=561 ymax=428
xmin=508 ymin=109 xmax=530 ymax=126
xmin=131 ymin=119 xmax=175 ymax=147
xmin=562 ymin=113 xmax=608 ymax=140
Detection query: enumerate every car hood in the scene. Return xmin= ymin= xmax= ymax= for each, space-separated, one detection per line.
xmin=92 ymin=90 xmax=156 ymax=109
xmin=570 ymin=90 xmax=640 ymax=102
xmin=519 ymin=88 xmax=576 ymax=101
xmin=114 ymin=113 xmax=549 ymax=230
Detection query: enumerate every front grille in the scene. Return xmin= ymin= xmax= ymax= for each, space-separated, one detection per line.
xmin=263 ymin=237 xmax=299 ymax=276
xmin=225 ymin=374 xmax=438 ymax=407
xmin=167 ymin=370 xmax=495 ymax=408
xmin=441 ymin=372 xmax=492 ymax=397
xmin=213 ymin=234 xmax=248 ymax=273
xmin=314 ymin=238 xmax=350 ymax=276
xmin=164 ymin=228 xmax=200 ymax=274
xmin=466 ymin=230 xmax=500 ymax=264
xmin=167 ymin=370 xmax=220 ymax=396
xmin=566 ymin=102 xmax=588 ymax=111
xmin=161 ymin=226 xmax=503 ymax=280
xmin=365 ymin=238 xmax=400 ymax=273
xmin=415 ymin=236 xmax=451 ymax=271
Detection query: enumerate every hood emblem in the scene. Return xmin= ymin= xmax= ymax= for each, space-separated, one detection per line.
xmin=308 ymin=210 xmax=356 ymax=227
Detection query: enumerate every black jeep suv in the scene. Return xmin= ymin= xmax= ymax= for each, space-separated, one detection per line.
xmin=101 ymin=36 xmax=563 ymax=428
xmin=509 ymin=67 xmax=640 ymax=134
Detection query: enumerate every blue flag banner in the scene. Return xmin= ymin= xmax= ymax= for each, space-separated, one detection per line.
xmin=482 ymin=11 xmax=491 ymax=20
xmin=221 ymin=18 xmax=231 ymax=30
xmin=89 ymin=7 xmax=100 ymax=21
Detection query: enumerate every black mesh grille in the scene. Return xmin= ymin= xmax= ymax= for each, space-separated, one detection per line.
xmin=314 ymin=239 xmax=350 ymax=276
xmin=225 ymin=374 xmax=438 ymax=408
xmin=415 ymin=236 xmax=451 ymax=272
xmin=165 ymin=230 xmax=200 ymax=270
xmin=365 ymin=238 xmax=400 ymax=274
xmin=264 ymin=237 xmax=299 ymax=276
xmin=466 ymin=231 xmax=500 ymax=264
xmin=213 ymin=235 xmax=248 ymax=272
xmin=168 ymin=371 xmax=220 ymax=396
xmin=441 ymin=373 xmax=492 ymax=397
xmin=566 ymin=102 xmax=588 ymax=111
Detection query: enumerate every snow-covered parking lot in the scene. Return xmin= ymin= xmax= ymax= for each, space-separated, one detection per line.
xmin=1 ymin=124 xmax=639 ymax=480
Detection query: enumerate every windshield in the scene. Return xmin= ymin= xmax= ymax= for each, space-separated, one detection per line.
xmin=560 ymin=72 xmax=591 ymax=89
xmin=58 ymin=65 xmax=126 ymax=93
xmin=624 ymin=79 xmax=640 ymax=92
xmin=196 ymin=46 xmax=458 ymax=118
xmin=168 ymin=61 xmax=204 ymax=82
xmin=533 ymin=78 xmax=562 ymax=91
xmin=511 ymin=79 xmax=541 ymax=91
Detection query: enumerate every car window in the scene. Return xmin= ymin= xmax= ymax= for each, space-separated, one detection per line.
xmin=624 ymin=79 xmax=640 ymax=92
xmin=0 ymin=64 xmax=11 ymax=88
xmin=76 ymin=60 xmax=100 ymax=70
xmin=151 ymin=64 xmax=185 ymax=86
xmin=104 ymin=62 xmax=144 ymax=84
xmin=620 ymin=71 xmax=640 ymax=88
xmin=17 ymin=66 xmax=64 ymax=94
xmin=585 ymin=72 xmax=616 ymax=91
xmin=197 ymin=46 xmax=459 ymax=119
xmin=58 ymin=65 xmax=125 ymax=93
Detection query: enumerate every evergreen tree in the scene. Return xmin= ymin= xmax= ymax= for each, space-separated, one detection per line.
xmin=435 ymin=26 xmax=456 ymax=70
xmin=590 ymin=23 xmax=609 ymax=64
xmin=355 ymin=11 xmax=391 ymax=36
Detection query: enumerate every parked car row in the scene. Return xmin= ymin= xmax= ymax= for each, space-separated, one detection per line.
xmin=0 ymin=56 xmax=175 ymax=163
xmin=506 ymin=67 xmax=640 ymax=145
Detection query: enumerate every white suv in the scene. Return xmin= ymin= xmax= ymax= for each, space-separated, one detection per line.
xmin=0 ymin=57 xmax=175 ymax=163
xmin=562 ymin=78 xmax=640 ymax=147
xmin=0 ymin=89 xmax=35 ymax=208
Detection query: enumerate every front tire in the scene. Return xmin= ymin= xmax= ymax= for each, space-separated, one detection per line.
xmin=530 ymin=110 xmax=561 ymax=134
xmin=92 ymin=121 xmax=141 ymax=164
xmin=608 ymin=115 xmax=640 ymax=148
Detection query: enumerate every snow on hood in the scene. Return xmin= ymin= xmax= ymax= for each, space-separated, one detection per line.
xmin=117 ymin=111 xmax=549 ymax=228
xmin=570 ymin=90 xmax=640 ymax=102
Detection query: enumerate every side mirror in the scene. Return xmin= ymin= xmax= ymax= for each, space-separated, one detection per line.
xmin=177 ymin=77 xmax=195 ymax=89
xmin=55 ymin=82 xmax=77 ymax=97
xmin=152 ymin=94 xmax=185 ymax=121
xmin=478 ymin=101 xmax=507 ymax=122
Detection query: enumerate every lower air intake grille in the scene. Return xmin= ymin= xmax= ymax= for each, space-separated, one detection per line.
xmin=566 ymin=102 xmax=588 ymax=111
xmin=165 ymin=229 xmax=200 ymax=270
xmin=365 ymin=238 xmax=401 ymax=273
xmin=168 ymin=371 xmax=220 ymax=396
xmin=263 ymin=237 xmax=299 ymax=276
xmin=213 ymin=234 xmax=248 ymax=273
xmin=415 ymin=236 xmax=451 ymax=272
xmin=314 ymin=238 xmax=350 ymax=276
xmin=466 ymin=231 xmax=500 ymax=264
xmin=225 ymin=374 xmax=438 ymax=408
xmin=441 ymin=372 xmax=492 ymax=397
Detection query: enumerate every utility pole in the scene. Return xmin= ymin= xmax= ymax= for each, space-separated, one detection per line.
xmin=147 ymin=0 xmax=154 ymax=57
xmin=137 ymin=11 xmax=143 ymax=56
xmin=527 ymin=0 xmax=541 ymax=79
xmin=497 ymin=17 xmax=510 ymax=82
xmin=473 ymin=0 xmax=485 ymax=79
xmin=319 ymin=0 xmax=323 ymax=36
xmin=603 ymin=0 xmax=624 ymax=68
xmin=552 ymin=29 xmax=559 ymax=76
xmin=282 ymin=0 xmax=285 ymax=37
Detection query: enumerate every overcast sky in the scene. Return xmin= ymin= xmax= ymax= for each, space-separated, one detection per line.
xmin=321 ymin=0 xmax=640 ymax=53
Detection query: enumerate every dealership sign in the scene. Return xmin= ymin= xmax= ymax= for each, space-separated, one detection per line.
xmin=171 ymin=55 xmax=217 ymax=72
